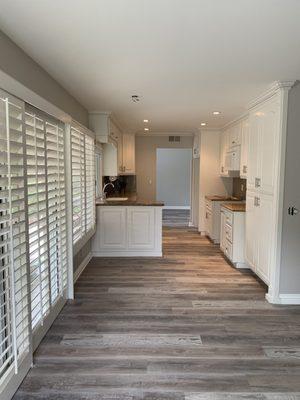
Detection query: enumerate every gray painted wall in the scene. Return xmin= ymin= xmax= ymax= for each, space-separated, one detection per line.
xmin=156 ymin=148 xmax=192 ymax=207
xmin=135 ymin=135 xmax=193 ymax=201
xmin=279 ymin=82 xmax=300 ymax=294
xmin=0 ymin=30 xmax=88 ymax=126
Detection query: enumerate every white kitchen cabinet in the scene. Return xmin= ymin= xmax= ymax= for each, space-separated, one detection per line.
xmin=220 ymin=205 xmax=246 ymax=268
xmin=205 ymin=199 xmax=236 ymax=244
xmin=240 ymin=117 xmax=249 ymax=179
xmin=92 ymin=206 xmax=162 ymax=256
xmin=120 ymin=133 xmax=135 ymax=174
xmin=219 ymin=129 xmax=229 ymax=176
xmin=98 ymin=207 xmax=126 ymax=249
xmin=256 ymin=193 xmax=274 ymax=284
xmin=245 ymin=191 xmax=274 ymax=285
xmin=225 ymin=145 xmax=240 ymax=172
xmin=245 ymin=191 xmax=257 ymax=269
xmin=228 ymin=121 xmax=242 ymax=148
xmin=127 ymin=207 xmax=155 ymax=249
xmin=247 ymin=97 xmax=280 ymax=195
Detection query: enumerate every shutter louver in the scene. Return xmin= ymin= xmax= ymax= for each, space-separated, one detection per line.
xmin=25 ymin=110 xmax=68 ymax=333
xmin=0 ymin=90 xmax=30 ymax=382
xmin=71 ymin=125 xmax=95 ymax=247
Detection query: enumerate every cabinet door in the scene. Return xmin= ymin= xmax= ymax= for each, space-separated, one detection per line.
xmin=229 ymin=122 xmax=242 ymax=147
xmin=99 ymin=207 xmax=126 ymax=249
xmin=259 ymin=99 xmax=280 ymax=195
xmin=256 ymin=194 xmax=274 ymax=284
xmin=220 ymin=130 xmax=229 ymax=176
xmin=122 ymin=133 xmax=135 ymax=174
xmin=240 ymin=118 xmax=249 ymax=178
xmin=245 ymin=191 xmax=257 ymax=270
xmin=117 ymin=132 xmax=123 ymax=174
xmin=220 ymin=210 xmax=226 ymax=251
xmin=247 ymin=112 xmax=261 ymax=191
xmin=127 ymin=207 xmax=155 ymax=249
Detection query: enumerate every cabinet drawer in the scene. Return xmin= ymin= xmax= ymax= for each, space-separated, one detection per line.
xmin=224 ymin=239 xmax=233 ymax=260
xmin=224 ymin=223 xmax=233 ymax=243
xmin=224 ymin=211 xmax=233 ymax=226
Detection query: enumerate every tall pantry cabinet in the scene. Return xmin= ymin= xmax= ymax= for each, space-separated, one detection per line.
xmin=245 ymin=81 xmax=294 ymax=302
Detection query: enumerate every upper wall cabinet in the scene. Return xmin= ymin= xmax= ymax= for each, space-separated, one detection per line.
xmin=247 ymin=97 xmax=280 ymax=194
xmin=120 ymin=133 xmax=136 ymax=175
xmin=89 ymin=112 xmax=116 ymax=143
xmin=220 ymin=119 xmax=248 ymax=177
xmin=220 ymin=128 xmax=230 ymax=176
xmin=240 ymin=118 xmax=249 ymax=179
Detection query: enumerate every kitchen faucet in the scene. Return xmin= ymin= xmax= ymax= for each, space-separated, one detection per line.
xmin=99 ymin=182 xmax=114 ymax=203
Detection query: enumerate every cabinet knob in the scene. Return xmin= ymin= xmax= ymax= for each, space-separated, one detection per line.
xmin=255 ymin=177 xmax=261 ymax=188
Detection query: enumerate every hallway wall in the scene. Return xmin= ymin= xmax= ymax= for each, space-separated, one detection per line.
xmin=135 ymin=135 xmax=193 ymax=201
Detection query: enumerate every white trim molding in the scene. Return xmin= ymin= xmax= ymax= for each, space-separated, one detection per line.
xmin=74 ymin=253 xmax=92 ymax=283
xmin=248 ymin=80 xmax=296 ymax=110
xmin=266 ymin=293 xmax=300 ymax=305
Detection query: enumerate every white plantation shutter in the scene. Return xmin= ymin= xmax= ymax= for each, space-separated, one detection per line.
xmin=85 ymin=135 xmax=96 ymax=232
xmin=71 ymin=125 xmax=95 ymax=247
xmin=0 ymin=90 xmax=30 ymax=384
xmin=25 ymin=108 xmax=68 ymax=335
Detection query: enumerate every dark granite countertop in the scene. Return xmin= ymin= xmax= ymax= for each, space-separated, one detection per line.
xmin=205 ymin=195 xmax=243 ymax=202
xmin=96 ymin=196 xmax=164 ymax=207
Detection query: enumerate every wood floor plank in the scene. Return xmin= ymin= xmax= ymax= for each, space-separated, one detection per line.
xmin=13 ymin=227 xmax=300 ymax=399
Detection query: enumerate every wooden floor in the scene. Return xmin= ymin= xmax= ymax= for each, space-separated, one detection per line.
xmin=14 ymin=227 xmax=300 ymax=399
xmin=162 ymin=209 xmax=190 ymax=227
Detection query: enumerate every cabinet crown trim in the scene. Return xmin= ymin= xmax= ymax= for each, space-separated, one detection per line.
xmin=248 ymin=80 xmax=296 ymax=110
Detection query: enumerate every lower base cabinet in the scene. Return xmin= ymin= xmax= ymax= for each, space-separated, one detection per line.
xmin=92 ymin=206 xmax=162 ymax=256
xmin=220 ymin=206 xmax=246 ymax=268
xmin=245 ymin=191 xmax=274 ymax=285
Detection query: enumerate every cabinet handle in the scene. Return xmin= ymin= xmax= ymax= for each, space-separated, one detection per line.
xmin=255 ymin=177 xmax=261 ymax=188
xmin=254 ymin=196 xmax=260 ymax=207
xmin=221 ymin=166 xmax=224 ymax=173
xmin=243 ymin=165 xmax=247 ymax=173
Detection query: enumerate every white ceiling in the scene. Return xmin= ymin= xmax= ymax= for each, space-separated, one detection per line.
xmin=0 ymin=0 xmax=300 ymax=133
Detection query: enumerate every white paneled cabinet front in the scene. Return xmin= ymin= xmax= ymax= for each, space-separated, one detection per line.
xmin=127 ymin=208 xmax=155 ymax=249
xmin=245 ymin=191 xmax=274 ymax=285
xmin=247 ymin=97 xmax=280 ymax=194
xmin=92 ymin=206 xmax=162 ymax=256
xmin=99 ymin=207 xmax=127 ymax=249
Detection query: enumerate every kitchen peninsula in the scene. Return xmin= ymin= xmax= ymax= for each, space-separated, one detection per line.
xmin=92 ymin=197 xmax=164 ymax=257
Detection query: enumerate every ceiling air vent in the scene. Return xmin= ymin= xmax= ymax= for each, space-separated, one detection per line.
xmin=169 ymin=136 xmax=181 ymax=142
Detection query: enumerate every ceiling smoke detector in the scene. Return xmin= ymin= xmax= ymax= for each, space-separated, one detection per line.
xmin=131 ymin=95 xmax=140 ymax=103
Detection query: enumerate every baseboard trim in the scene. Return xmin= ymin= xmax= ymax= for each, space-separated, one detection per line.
xmin=163 ymin=206 xmax=191 ymax=210
xmin=266 ymin=293 xmax=300 ymax=305
xmin=92 ymin=251 xmax=162 ymax=257
xmin=74 ymin=253 xmax=92 ymax=283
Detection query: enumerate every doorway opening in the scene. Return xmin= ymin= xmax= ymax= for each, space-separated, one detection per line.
xmin=156 ymin=148 xmax=192 ymax=227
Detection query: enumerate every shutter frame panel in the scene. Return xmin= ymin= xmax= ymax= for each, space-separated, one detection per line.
xmin=0 ymin=90 xmax=31 ymax=383
xmin=71 ymin=125 xmax=95 ymax=250
xmin=25 ymin=109 xmax=68 ymax=335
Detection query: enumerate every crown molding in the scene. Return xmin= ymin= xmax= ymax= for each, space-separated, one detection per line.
xmin=222 ymin=111 xmax=249 ymax=131
xmin=135 ymin=130 xmax=194 ymax=137
xmin=248 ymin=80 xmax=296 ymax=110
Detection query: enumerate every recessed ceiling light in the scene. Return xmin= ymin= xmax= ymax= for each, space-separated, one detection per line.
xmin=144 ymin=127 xmax=149 ymax=131
xmin=213 ymin=111 xmax=221 ymax=115
xmin=143 ymin=119 xmax=149 ymax=123
xmin=200 ymin=122 xmax=206 ymax=126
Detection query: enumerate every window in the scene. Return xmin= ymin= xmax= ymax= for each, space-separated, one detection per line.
xmin=25 ymin=108 xmax=68 ymax=333
xmin=71 ymin=125 xmax=95 ymax=247
xmin=0 ymin=90 xmax=30 ymax=384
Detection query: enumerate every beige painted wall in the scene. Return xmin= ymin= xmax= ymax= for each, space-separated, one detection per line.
xmin=0 ymin=30 xmax=88 ymax=126
xmin=198 ymin=130 xmax=232 ymax=232
xmin=135 ymin=135 xmax=193 ymax=201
